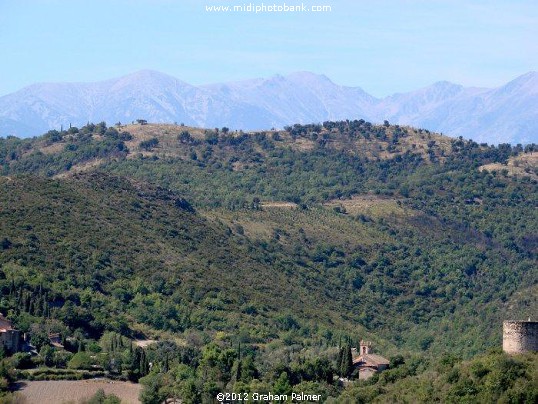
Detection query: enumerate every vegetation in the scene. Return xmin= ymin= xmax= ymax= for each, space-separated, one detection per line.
xmin=82 ymin=389 xmax=121 ymax=404
xmin=0 ymin=121 xmax=536 ymax=402
xmin=336 ymin=351 xmax=537 ymax=403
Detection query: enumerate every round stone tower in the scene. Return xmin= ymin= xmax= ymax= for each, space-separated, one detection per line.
xmin=502 ymin=320 xmax=538 ymax=354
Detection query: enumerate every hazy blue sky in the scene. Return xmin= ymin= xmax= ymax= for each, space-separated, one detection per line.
xmin=0 ymin=0 xmax=536 ymax=97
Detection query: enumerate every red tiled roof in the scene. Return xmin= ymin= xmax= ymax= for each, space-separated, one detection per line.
xmin=353 ymin=354 xmax=390 ymax=366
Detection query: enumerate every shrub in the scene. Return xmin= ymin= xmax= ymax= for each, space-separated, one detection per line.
xmin=68 ymin=352 xmax=93 ymax=370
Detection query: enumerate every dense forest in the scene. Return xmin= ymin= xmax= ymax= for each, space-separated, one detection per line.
xmin=0 ymin=120 xmax=536 ymax=402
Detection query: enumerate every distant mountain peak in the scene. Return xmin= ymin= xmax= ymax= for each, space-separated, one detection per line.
xmin=517 ymin=70 xmax=537 ymax=79
xmin=500 ymin=71 xmax=538 ymax=94
xmin=130 ymin=68 xmax=164 ymax=75
xmin=0 ymin=70 xmax=536 ymax=144
xmin=430 ymin=80 xmax=462 ymax=89
xmin=286 ymin=71 xmax=334 ymax=84
xmin=287 ymin=70 xmax=329 ymax=78
xmin=114 ymin=69 xmax=188 ymax=84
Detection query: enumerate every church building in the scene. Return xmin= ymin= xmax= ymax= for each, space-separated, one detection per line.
xmin=351 ymin=340 xmax=390 ymax=380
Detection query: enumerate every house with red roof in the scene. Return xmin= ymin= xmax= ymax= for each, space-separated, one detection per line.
xmin=351 ymin=340 xmax=390 ymax=380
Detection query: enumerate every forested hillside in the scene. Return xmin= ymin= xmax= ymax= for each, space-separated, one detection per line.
xmin=0 ymin=120 xmax=536 ymax=402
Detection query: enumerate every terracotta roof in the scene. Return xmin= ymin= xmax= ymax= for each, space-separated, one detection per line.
xmin=353 ymin=354 xmax=390 ymax=366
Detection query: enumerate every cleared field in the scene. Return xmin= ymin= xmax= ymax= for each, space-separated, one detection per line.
xmin=16 ymin=379 xmax=141 ymax=404
xmin=133 ymin=339 xmax=157 ymax=348
xmin=260 ymin=201 xmax=298 ymax=208
xmin=324 ymin=194 xmax=410 ymax=218
xmin=479 ymin=151 xmax=538 ymax=179
xmin=201 ymin=205 xmax=393 ymax=248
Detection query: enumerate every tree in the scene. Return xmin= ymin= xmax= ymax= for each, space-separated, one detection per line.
xmin=96 ymin=121 xmax=107 ymax=135
xmin=178 ymin=131 xmax=193 ymax=144
xmin=338 ymin=345 xmax=353 ymax=377
xmin=273 ymin=371 xmax=292 ymax=395
xmin=53 ymin=350 xmax=73 ymax=368
xmin=129 ymin=347 xmax=149 ymax=381
xmin=68 ymin=351 xmax=93 ymax=370
xmin=29 ymin=328 xmax=50 ymax=351
xmin=139 ymin=138 xmax=159 ymax=151
xmin=104 ymin=127 xmax=119 ymax=138
xmin=230 ymin=359 xmax=242 ymax=385
xmin=180 ymin=379 xmax=200 ymax=404
xmin=87 ymin=388 xmax=121 ymax=404
xmin=40 ymin=346 xmax=55 ymax=367
xmin=303 ymin=358 xmax=333 ymax=383
xmin=139 ymin=371 xmax=167 ymax=404
xmin=0 ymin=238 xmax=11 ymax=250
xmin=231 ymin=356 xmax=258 ymax=386
xmin=45 ymin=130 xmax=62 ymax=143
xmin=239 ymin=356 xmax=258 ymax=383
xmin=204 ymin=131 xmax=219 ymax=145
xmin=251 ymin=197 xmax=261 ymax=210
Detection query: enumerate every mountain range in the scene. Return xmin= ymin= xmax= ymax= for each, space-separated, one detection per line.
xmin=1 ymin=70 xmax=537 ymax=144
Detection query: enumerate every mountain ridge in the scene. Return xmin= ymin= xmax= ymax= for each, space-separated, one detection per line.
xmin=1 ymin=70 xmax=537 ymax=144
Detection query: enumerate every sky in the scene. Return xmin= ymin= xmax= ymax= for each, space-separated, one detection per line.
xmin=0 ymin=0 xmax=536 ymax=97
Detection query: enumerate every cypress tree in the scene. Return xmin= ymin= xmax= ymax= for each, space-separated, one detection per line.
xmin=340 ymin=345 xmax=353 ymax=377
xmin=137 ymin=348 xmax=149 ymax=376
xmin=163 ymin=354 xmax=169 ymax=373
xmin=231 ymin=359 xmax=242 ymax=384
xmin=28 ymin=298 xmax=33 ymax=315
xmin=337 ymin=347 xmax=344 ymax=376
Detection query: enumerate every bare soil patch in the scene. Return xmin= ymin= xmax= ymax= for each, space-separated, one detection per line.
xmin=479 ymin=151 xmax=538 ymax=179
xmin=260 ymin=201 xmax=298 ymax=208
xmin=53 ymin=158 xmax=107 ymax=178
xmin=16 ymin=379 xmax=141 ymax=404
xmin=133 ymin=339 xmax=157 ymax=348
xmin=324 ymin=195 xmax=408 ymax=217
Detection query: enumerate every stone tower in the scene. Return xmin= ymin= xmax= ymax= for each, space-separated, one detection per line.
xmin=502 ymin=320 xmax=538 ymax=354
xmin=359 ymin=340 xmax=372 ymax=355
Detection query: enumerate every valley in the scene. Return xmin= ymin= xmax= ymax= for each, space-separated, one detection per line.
xmin=0 ymin=120 xmax=536 ymax=402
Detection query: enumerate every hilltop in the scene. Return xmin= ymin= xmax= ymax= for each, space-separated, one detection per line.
xmin=2 ymin=119 xmax=522 ymax=180
xmin=1 ymin=120 xmax=536 ymax=346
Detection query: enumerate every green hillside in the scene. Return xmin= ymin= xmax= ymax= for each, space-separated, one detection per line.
xmin=0 ymin=120 xmax=536 ymax=402
xmin=0 ymin=173 xmax=354 ymax=338
xmin=337 ymin=350 xmax=537 ymax=403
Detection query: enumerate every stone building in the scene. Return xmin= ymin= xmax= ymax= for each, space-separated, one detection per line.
xmin=351 ymin=340 xmax=390 ymax=380
xmin=0 ymin=313 xmax=21 ymax=353
xmin=503 ymin=320 xmax=538 ymax=354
